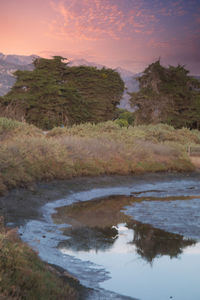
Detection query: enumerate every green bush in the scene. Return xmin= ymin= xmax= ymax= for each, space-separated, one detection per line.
xmin=115 ymin=118 xmax=129 ymax=127
xmin=114 ymin=108 xmax=135 ymax=126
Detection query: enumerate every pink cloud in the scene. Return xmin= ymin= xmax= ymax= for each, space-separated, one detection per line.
xmin=49 ymin=0 xmax=157 ymax=40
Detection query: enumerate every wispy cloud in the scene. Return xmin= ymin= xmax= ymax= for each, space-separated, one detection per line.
xmin=49 ymin=0 xmax=158 ymax=40
xmin=1 ymin=0 xmax=200 ymax=73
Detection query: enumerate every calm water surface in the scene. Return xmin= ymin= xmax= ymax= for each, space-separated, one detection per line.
xmin=55 ymin=195 xmax=200 ymax=300
xmin=14 ymin=174 xmax=200 ymax=300
xmin=60 ymin=224 xmax=200 ymax=300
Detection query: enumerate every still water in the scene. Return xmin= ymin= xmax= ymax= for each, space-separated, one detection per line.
xmin=60 ymin=225 xmax=200 ymax=300
xmin=54 ymin=194 xmax=200 ymax=300
xmin=15 ymin=174 xmax=200 ymax=300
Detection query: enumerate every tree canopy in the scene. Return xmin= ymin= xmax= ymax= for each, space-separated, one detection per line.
xmin=0 ymin=57 xmax=124 ymax=129
xmin=130 ymin=60 xmax=200 ymax=129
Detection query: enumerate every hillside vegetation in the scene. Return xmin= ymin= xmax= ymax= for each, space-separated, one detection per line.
xmin=130 ymin=61 xmax=200 ymax=129
xmin=0 ymin=117 xmax=200 ymax=195
xmin=0 ymin=218 xmax=77 ymax=300
xmin=0 ymin=57 xmax=124 ymax=129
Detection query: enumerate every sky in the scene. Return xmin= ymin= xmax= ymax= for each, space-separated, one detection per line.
xmin=0 ymin=0 xmax=200 ymax=74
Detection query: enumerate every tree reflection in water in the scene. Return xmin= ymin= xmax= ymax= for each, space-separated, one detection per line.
xmin=129 ymin=221 xmax=195 ymax=263
xmin=59 ymin=226 xmax=118 ymax=252
xmin=58 ymin=221 xmax=195 ymax=263
xmin=54 ymin=194 xmax=196 ymax=263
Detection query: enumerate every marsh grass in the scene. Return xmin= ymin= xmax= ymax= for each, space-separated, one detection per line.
xmin=0 ymin=217 xmax=77 ymax=300
xmin=47 ymin=122 xmax=200 ymax=145
xmin=0 ymin=117 xmax=43 ymax=142
xmin=0 ymin=118 xmax=199 ymax=195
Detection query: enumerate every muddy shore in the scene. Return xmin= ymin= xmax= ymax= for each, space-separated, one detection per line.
xmin=1 ymin=172 xmax=199 ymax=227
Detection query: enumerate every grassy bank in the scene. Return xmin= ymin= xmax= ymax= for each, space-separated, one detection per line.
xmin=1 ymin=118 xmax=200 ymax=195
xmin=0 ymin=217 xmax=77 ymax=300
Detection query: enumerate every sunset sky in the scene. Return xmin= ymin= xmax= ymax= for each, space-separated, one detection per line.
xmin=1 ymin=0 xmax=200 ymax=73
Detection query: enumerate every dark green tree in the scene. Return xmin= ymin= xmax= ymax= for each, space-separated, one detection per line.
xmin=0 ymin=57 xmax=124 ymax=129
xmin=130 ymin=60 xmax=200 ymax=129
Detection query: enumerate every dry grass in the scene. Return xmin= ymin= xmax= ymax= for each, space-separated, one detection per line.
xmin=0 ymin=118 xmax=198 ymax=195
xmin=47 ymin=122 xmax=200 ymax=145
xmin=190 ymin=157 xmax=200 ymax=168
xmin=0 ymin=117 xmax=43 ymax=142
xmin=0 ymin=217 xmax=77 ymax=300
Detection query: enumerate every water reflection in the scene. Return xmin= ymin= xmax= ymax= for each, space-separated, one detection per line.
xmin=59 ymin=226 xmax=118 ymax=252
xmin=53 ymin=194 xmax=200 ymax=231
xmin=54 ymin=194 xmax=196 ymax=263
xmin=53 ymin=193 xmax=200 ymax=300
xmin=130 ymin=222 xmax=195 ymax=262
xmin=58 ymin=221 xmax=195 ymax=263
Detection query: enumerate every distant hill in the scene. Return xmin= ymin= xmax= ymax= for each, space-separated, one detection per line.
xmin=0 ymin=53 xmax=37 ymax=65
xmin=0 ymin=53 xmax=36 ymax=96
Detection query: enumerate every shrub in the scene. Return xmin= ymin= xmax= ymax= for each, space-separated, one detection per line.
xmin=114 ymin=108 xmax=135 ymax=125
xmin=0 ymin=118 xmax=197 ymax=195
xmin=115 ymin=118 xmax=129 ymax=127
